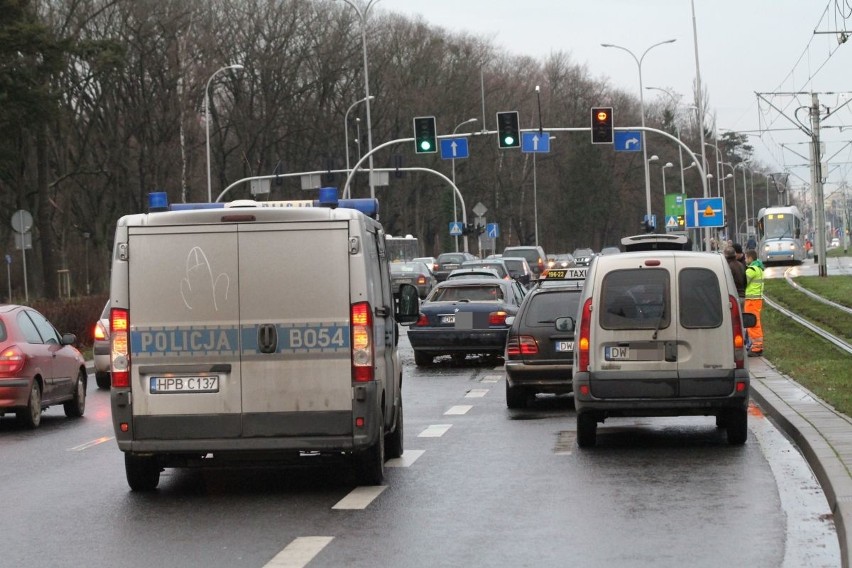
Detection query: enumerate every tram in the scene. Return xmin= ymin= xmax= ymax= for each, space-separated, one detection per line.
xmin=755 ymin=205 xmax=806 ymax=265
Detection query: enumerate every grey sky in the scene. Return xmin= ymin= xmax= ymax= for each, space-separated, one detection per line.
xmin=376 ymin=0 xmax=852 ymax=192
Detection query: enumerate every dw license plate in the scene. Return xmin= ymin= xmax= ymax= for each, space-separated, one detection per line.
xmin=605 ymin=346 xmax=630 ymax=360
xmin=441 ymin=315 xmax=456 ymax=324
xmin=150 ymin=376 xmax=219 ymax=394
xmin=555 ymin=341 xmax=574 ymax=352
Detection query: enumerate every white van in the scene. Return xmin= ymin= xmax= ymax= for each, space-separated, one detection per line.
xmin=572 ymin=234 xmax=755 ymax=447
xmin=108 ymin=191 xmax=420 ymax=490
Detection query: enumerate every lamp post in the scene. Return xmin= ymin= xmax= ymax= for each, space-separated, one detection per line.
xmin=602 ymin=39 xmax=676 ymax=221
xmin=646 ymin=86 xmax=686 ymax=197
xmin=722 ymin=162 xmax=738 ymax=241
xmin=660 ymin=162 xmax=673 ymax=226
xmin=340 ymin=0 xmax=379 ymax=199
xmin=205 ymin=64 xmax=244 ymax=203
xmin=344 ymin=95 xmax=374 ymax=175
xmin=735 ymin=163 xmax=750 ymax=243
xmin=646 ymin=154 xmax=659 ymax=228
xmin=83 ymin=232 xmax=90 ymax=295
xmin=451 ymin=118 xmax=478 ymax=252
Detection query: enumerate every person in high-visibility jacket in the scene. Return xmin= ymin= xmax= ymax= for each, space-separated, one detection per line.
xmin=744 ymin=249 xmax=765 ymax=356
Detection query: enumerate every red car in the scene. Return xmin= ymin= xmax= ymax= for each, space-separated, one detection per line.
xmin=0 ymin=305 xmax=87 ymax=428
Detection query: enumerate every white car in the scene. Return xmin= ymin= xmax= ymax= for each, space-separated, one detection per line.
xmin=92 ymin=301 xmax=111 ymax=389
xmin=831 ymin=237 xmax=840 ymax=248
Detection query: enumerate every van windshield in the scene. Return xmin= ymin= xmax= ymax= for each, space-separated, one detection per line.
xmin=600 ymin=269 xmax=670 ymax=330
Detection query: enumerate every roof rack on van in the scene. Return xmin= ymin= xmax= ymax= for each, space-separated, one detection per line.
xmin=620 ymin=233 xmax=690 ymax=252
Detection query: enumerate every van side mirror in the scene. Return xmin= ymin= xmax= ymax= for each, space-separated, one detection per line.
xmin=742 ymin=312 xmax=757 ymax=328
xmin=395 ymin=284 xmax=420 ymax=325
xmin=555 ymin=317 xmax=575 ymax=332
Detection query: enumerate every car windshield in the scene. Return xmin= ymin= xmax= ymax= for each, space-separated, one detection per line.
xmin=523 ymin=291 xmax=581 ymax=327
xmin=431 ymin=284 xmax=504 ymax=302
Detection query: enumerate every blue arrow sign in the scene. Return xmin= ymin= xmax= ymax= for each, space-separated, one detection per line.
xmin=685 ymin=197 xmax=725 ymax=228
xmin=440 ymin=138 xmax=469 ymax=160
xmin=449 ymin=221 xmax=464 ymax=236
xmin=614 ymin=131 xmax=642 ymax=152
xmin=486 ymin=223 xmax=499 ymax=238
xmin=521 ymin=132 xmax=550 ymax=153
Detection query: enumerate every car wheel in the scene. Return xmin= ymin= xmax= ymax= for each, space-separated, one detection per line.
xmin=506 ymin=382 xmax=527 ymax=409
xmin=16 ymin=381 xmax=42 ymax=429
xmin=725 ymin=408 xmax=748 ymax=445
xmin=125 ymin=454 xmax=161 ymax=491
xmin=577 ymin=412 xmax=597 ymax=448
xmin=413 ymin=350 xmax=432 ymax=367
xmin=95 ymin=371 xmax=111 ymax=390
xmin=64 ymin=369 xmax=87 ymax=418
xmin=715 ymin=414 xmax=727 ymax=429
xmin=354 ymin=414 xmax=385 ymax=485
xmin=385 ymin=401 xmax=404 ymax=460
xmin=450 ymin=353 xmax=467 ymax=365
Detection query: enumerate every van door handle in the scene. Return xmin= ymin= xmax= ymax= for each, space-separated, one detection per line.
xmin=257 ymin=324 xmax=278 ymax=354
xmin=664 ymin=341 xmax=677 ymax=362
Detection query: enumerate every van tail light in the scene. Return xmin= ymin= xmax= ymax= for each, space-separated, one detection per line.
xmin=0 ymin=345 xmax=26 ymax=375
xmin=111 ymin=307 xmax=130 ymax=388
xmin=93 ymin=321 xmax=108 ymax=341
xmin=489 ymin=311 xmax=508 ymax=326
xmin=351 ymin=301 xmax=374 ymax=382
xmin=578 ymin=298 xmax=593 ymax=372
xmin=729 ymin=295 xmax=745 ymax=370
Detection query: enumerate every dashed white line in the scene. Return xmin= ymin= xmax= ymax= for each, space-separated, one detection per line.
xmin=419 ymin=424 xmax=452 ymax=437
xmin=68 ymin=436 xmax=114 ymax=451
xmin=332 ymin=485 xmax=387 ymax=510
xmin=264 ymin=536 xmax=334 ymax=567
xmin=386 ymin=449 xmax=425 ymax=467
xmin=481 ymin=374 xmax=502 ymax=383
xmin=444 ymin=405 xmax=473 ymax=415
xmin=465 ymin=389 xmax=489 ymax=398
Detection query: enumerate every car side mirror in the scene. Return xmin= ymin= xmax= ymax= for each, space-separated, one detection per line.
xmin=61 ymin=333 xmax=77 ymax=346
xmin=555 ymin=317 xmax=574 ymax=332
xmin=742 ymin=312 xmax=757 ymax=328
xmin=395 ymin=284 xmax=421 ymax=325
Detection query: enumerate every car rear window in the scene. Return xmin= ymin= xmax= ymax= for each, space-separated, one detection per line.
xmin=0 ymin=321 xmax=6 ymax=342
xmin=522 ymin=291 xmax=581 ymax=327
xmin=504 ymin=248 xmax=540 ymax=264
xmin=678 ymin=267 xmax=723 ymax=328
xmin=431 ymin=285 xmax=504 ymax=302
xmin=438 ymin=253 xmax=468 ymax=265
xmin=463 ymin=261 xmax=508 ymax=278
xmin=600 ymin=268 xmax=670 ymax=330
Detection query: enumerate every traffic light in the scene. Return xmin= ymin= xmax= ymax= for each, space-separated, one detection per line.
xmin=413 ymin=116 xmax=437 ymax=154
xmin=496 ymin=111 xmax=520 ymax=149
xmin=590 ymin=107 xmax=614 ymax=144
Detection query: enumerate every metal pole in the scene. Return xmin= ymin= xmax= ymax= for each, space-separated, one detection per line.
xmin=533 ymin=152 xmax=539 ymax=245
xmin=451 ymin=118 xmax=477 ymax=253
xmin=18 ymin=211 xmax=28 ymax=302
xmin=344 ymin=96 xmax=373 ymax=176
xmin=690 ymin=0 xmax=711 ymax=251
xmin=205 ymin=64 xmax=243 ymax=203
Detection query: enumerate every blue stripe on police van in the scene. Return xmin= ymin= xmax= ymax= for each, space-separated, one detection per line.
xmin=241 ymin=322 xmax=350 ymax=354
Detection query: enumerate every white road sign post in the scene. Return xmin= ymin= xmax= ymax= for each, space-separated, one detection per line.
xmin=11 ymin=210 xmax=32 ymax=302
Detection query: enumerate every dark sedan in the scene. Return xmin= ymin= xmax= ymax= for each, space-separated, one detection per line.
xmin=390 ymin=261 xmax=436 ymax=299
xmin=434 ymin=252 xmax=476 ymax=282
xmin=504 ymin=278 xmax=583 ymax=408
xmin=407 ymin=278 xmax=527 ymax=366
xmin=0 ymin=304 xmax=87 ymax=428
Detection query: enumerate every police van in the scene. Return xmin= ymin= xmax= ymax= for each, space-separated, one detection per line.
xmin=108 ymin=189 xmax=420 ymax=490
xmin=572 ymin=234 xmax=756 ymax=447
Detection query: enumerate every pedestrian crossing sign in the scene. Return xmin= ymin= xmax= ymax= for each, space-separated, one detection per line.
xmin=666 ymin=216 xmax=678 ymax=229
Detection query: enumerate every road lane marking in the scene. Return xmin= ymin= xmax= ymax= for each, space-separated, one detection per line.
xmin=444 ymin=405 xmax=472 ymax=415
xmin=68 ymin=436 xmax=114 ymax=451
xmin=554 ymin=431 xmax=575 ymax=455
xmin=465 ymin=389 xmax=489 ymax=398
xmin=386 ymin=449 xmax=425 ymax=467
xmin=481 ymin=374 xmax=502 ymax=383
xmin=418 ymin=424 xmax=452 ymax=437
xmin=264 ymin=536 xmax=334 ymax=567
xmin=332 ymin=486 xmax=387 ymax=510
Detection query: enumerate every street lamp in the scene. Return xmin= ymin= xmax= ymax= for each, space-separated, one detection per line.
xmin=340 ymin=0 xmax=379 ymax=199
xmin=645 ymin=86 xmax=686 ymax=197
xmin=660 ymin=162 xmax=673 ymax=225
xmin=602 ymin=39 xmax=676 ymax=221
xmin=205 ymin=63 xmax=244 ymax=202
xmin=735 ymin=163 xmax=750 ymax=244
xmin=722 ymin=162 xmax=738 ymax=241
xmin=344 ymin=95 xmax=375 ymax=175
xmin=451 ymin=118 xmax=478 ymax=252
xmin=532 ymin=135 xmax=555 ymax=247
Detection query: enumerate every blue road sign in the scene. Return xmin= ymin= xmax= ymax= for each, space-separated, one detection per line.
xmin=685 ymin=197 xmax=725 ymax=228
xmin=614 ymin=131 xmax=642 ymax=152
xmin=449 ymin=221 xmax=464 ymax=236
xmin=521 ymin=132 xmax=550 ymax=153
xmin=440 ymin=138 xmax=469 ymax=160
xmin=643 ymin=214 xmax=657 ymax=229
xmin=486 ymin=223 xmax=499 ymax=238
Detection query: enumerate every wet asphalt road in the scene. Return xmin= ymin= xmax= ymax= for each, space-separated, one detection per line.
xmin=0 ymin=336 xmax=839 ymax=568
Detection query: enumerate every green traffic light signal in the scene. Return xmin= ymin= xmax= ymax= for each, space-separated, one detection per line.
xmin=413 ymin=116 xmax=437 ymax=154
xmin=496 ymin=111 xmax=520 ymax=149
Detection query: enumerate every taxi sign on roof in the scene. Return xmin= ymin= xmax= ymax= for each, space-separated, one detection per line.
xmin=542 ymin=267 xmax=587 ymax=280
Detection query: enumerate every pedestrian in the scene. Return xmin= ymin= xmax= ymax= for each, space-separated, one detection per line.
xmin=724 ymin=246 xmax=746 ymax=299
xmin=733 ymin=242 xmax=747 ymax=269
xmin=744 ymin=249 xmax=765 ymax=356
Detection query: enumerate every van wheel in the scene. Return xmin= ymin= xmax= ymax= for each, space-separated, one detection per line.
xmin=385 ymin=402 xmax=404 ymax=460
xmin=413 ymin=351 xmax=432 ymax=367
xmin=726 ymin=408 xmax=748 ymax=445
xmin=506 ymin=383 xmax=527 ymax=409
xmin=64 ymin=370 xmax=87 ymax=418
xmin=577 ymin=412 xmax=597 ymax=448
xmin=125 ymin=454 xmax=161 ymax=491
xmin=16 ymin=381 xmax=42 ymax=429
xmin=354 ymin=418 xmax=385 ymax=485
xmin=95 ymin=371 xmax=111 ymax=390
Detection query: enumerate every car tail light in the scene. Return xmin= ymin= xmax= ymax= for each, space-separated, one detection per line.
xmin=489 ymin=311 xmax=508 ymax=326
xmin=351 ymin=301 xmax=374 ymax=382
xmin=111 ymin=307 xmax=130 ymax=388
xmin=518 ymin=336 xmax=538 ymax=355
xmin=537 ymin=258 xmax=545 ymax=272
xmin=415 ymin=314 xmax=430 ymax=327
xmin=417 ymin=275 xmax=427 ymax=285
xmin=506 ymin=336 xmax=520 ymax=356
xmin=730 ymin=295 xmax=745 ymax=370
xmin=578 ymin=298 xmax=592 ymax=372
xmin=93 ymin=321 xmax=108 ymax=341
xmin=0 ymin=345 xmax=26 ymax=375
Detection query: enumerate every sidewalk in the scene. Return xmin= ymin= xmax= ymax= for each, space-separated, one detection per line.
xmin=750 ymin=356 xmax=852 ymax=567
